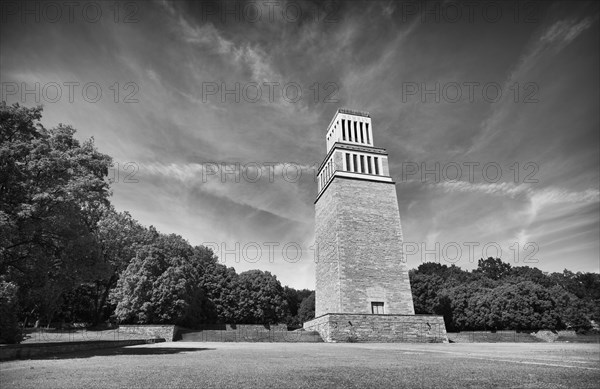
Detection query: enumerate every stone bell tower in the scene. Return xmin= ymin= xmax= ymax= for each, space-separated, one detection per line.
xmin=313 ymin=108 xmax=415 ymax=317
xmin=304 ymin=108 xmax=447 ymax=343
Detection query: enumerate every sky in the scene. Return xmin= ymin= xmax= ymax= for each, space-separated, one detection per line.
xmin=1 ymin=0 xmax=599 ymax=289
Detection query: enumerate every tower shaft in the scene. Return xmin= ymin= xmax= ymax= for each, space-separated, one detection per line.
xmin=314 ymin=108 xmax=415 ymax=317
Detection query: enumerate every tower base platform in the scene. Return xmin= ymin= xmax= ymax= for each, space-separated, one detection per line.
xmin=303 ymin=313 xmax=448 ymax=343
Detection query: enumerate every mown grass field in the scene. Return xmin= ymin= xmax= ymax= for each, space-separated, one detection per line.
xmin=1 ymin=342 xmax=598 ymax=388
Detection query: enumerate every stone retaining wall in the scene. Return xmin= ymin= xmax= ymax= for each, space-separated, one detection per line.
xmin=209 ymin=324 xmax=288 ymax=332
xmin=117 ymin=325 xmax=179 ymax=341
xmin=447 ymin=331 xmax=543 ymax=343
xmin=304 ymin=314 xmax=447 ymax=343
xmin=180 ymin=329 xmax=323 ymax=343
xmin=115 ymin=324 xmax=289 ymax=342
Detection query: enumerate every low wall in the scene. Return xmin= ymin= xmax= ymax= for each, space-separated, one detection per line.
xmin=185 ymin=324 xmax=288 ymax=332
xmin=446 ymin=330 xmax=595 ymax=343
xmin=180 ymin=329 xmax=323 ymax=343
xmin=0 ymin=339 xmax=155 ymax=361
xmin=177 ymin=324 xmax=323 ymax=343
xmin=116 ymin=324 xmax=291 ymax=342
xmin=447 ymin=331 xmax=543 ymax=343
xmin=117 ymin=325 xmax=179 ymax=341
xmin=303 ymin=314 xmax=448 ymax=343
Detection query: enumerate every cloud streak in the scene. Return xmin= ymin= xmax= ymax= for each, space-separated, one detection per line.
xmin=1 ymin=0 xmax=598 ymax=283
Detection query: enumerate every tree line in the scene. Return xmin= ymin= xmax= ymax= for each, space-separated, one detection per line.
xmin=411 ymin=258 xmax=600 ymax=332
xmin=0 ymin=103 xmax=314 ymax=343
xmin=2 ymin=102 xmax=598 ymax=344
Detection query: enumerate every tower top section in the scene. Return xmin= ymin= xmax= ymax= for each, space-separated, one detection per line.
xmin=325 ymin=108 xmax=374 ymax=153
xmin=317 ymin=108 xmax=393 ymax=198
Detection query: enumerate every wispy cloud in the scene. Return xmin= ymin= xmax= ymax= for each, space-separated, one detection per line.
xmin=2 ymin=1 xmax=597 ymax=282
xmin=541 ymin=17 xmax=596 ymax=45
xmin=435 ymin=181 xmax=531 ymax=198
xmin=435 ymin=180 xmax=599 ymax=219
xmin=528 ymin=187 xmax=599 ymax=218
xmin=143 ymin=161 xmax=316 ymax=223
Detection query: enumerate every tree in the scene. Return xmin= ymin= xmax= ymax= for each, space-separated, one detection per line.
xmin=436 ymin=280 xmax=563 ymax=331
xmin=282 ymin=286 xmax=313 ymax=328
xmin=549 ymin=285 xmax=592 ymax=330
xmin=0 ymin=278 xmax=21 ymax=343
xmin=297 ymin=291 xmax=315 ymax=323
xmin=410 ymin=263 xmax=470 ymax=316
xmin=507 ymin=266 xmax=554 ymax=287
xmin=1 ymin=102 xmax=112 ymax=326
xmin=432 ymin=294 xmax=453 ymax=331
xmin=410 ymin=273 xmax=444 ymax=314
xmin=486 ymin=281 xmax=560 ymax=330
xmin=88 ymin=207 xmax=151 ymax=324
xmin=474 ymin=257 xmax=511 ymax=280
xmin=53 ymin=208 xmax=152 ymax=326
xmin=440 ymin=281 xmax=490 ymax=331
xmin=110 ymin=233 xmax=216 ymax=327
xmin=550 ymin=270 xmax=600 ymax=300
xmin=237 ymin=270 xmax=289 ymax=324
xmin=414 ymin=262 xmax=449 ymax=276
xmin=200 ymin=262 xmax=240 ymax=324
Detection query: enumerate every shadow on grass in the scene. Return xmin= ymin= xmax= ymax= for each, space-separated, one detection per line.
xmin=31 ymin=346 xmax=215 ymax=360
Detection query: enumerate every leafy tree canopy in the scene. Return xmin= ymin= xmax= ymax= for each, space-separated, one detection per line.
xmin=1 ymin=102 xmax=112 ymax=325
xmin=411 ymin=258 xmax=600 ymax=331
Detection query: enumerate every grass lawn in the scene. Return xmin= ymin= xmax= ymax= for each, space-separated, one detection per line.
xmin=1 ymin=342 xmax=598 ymax=388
